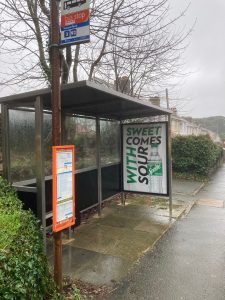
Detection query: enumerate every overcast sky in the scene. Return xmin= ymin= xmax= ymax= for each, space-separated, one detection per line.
xmin=1 ymin=0 xmax=225 ymax=119
xmin=170 ymin=0 xmax=225 ymax=118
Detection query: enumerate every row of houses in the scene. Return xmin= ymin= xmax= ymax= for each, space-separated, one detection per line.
xmin=147 ymin=96 xmax=221 ymax=144
xmin=171 ymin=109 xmax=221 ymax=144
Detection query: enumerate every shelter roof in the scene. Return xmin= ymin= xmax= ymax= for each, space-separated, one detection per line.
xmin=0 ymin=80 xmax=171 ymax=120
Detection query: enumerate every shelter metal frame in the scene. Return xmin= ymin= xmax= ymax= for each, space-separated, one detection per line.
xmin=0 ymin=80 xmax=172 ymax=248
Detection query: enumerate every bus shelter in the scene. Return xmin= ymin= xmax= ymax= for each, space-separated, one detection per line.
xmin=0 ymin=80 xmax=172 ymax=243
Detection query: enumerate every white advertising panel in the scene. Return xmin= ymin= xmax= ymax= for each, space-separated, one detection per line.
xmin=122 ymin=123 xmax=168 ymax=195
xmin=61 ymin=0 xmax=90 ymax=46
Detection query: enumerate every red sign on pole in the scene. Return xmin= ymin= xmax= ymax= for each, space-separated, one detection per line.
xmin=52 ymin=145 xmax=75 ymax=232
xmin=61 ymin=9 xmax=89 ymax=27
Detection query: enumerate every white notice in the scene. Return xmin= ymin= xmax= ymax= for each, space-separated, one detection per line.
xmin=56 ymin=150 xmax=73 ymax=222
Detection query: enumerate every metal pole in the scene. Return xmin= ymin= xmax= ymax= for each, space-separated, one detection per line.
xmin=166 ymin=89 xmax=172 ymax=216
xmin=168 ymin=114 xmax=173 ymax=217
xmin=96 ymin=117 xmax=102 ymax=216
xmin=166 ymin=88 xmax=169 ymax=109
xmin=35 ymin=96 xmax=46 ymax=251
xmin=119 ymin=120 xmax=125 ymax=206
xmin=2 ymin=104 xmax=11 ymax=182
xmin=50 ymin=0 xmax=62 ymax=289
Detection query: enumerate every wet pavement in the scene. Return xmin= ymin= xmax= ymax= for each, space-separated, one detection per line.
xmin=48 ymin=177 xmax=203 ymax=287
xmin=107 ymin=164 xmax=225 ymax=300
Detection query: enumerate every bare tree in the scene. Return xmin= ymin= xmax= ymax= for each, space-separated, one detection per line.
xmin=0 ymin=0 xmax=192 ymax=98
xmin=89 ymin=0 xmax=192 ymax=99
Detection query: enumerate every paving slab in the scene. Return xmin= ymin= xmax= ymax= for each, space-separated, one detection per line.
xmin=134 ymin=220 xmax=169 ymax=234
xmin=197 ymin=199 xmax=224 ymax=208
xmin=48 ymin=178 xmax=201 ymax=286
xmin=96 ymin=214 xmax=141 ymax=229
xmin=172 ymin=178 xmax=204 ymax=195
xmin=49 ymin=245 xmax=131 ymax=285
xmin=68 ymin=223 xmax=163 ymax=261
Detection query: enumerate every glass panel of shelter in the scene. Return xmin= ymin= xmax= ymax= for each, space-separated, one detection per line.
xmin=64 ymin=115 xmax=97 ymax=170
xmin=9 ymin=109 xmax=35 ymax=183
xmin=5 ymin=106 xmax=122 ymax=233
xmin=100 ymin=119 xmax=120 ymax=165
xmin=6 ymin=111 xmax=121 ymax=183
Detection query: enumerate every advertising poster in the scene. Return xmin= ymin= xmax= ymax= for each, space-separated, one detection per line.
xmin=122 ymin=123 xmax=168 ymax=195
xmin=61 ymin=0 xmax=90 ymax=45
xmin=52 ymin=146 xmax=75 ymax=232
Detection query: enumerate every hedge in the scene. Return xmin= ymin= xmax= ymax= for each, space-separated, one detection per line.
xmin=0 ymin=177 xmax=60 ymax=299
xmin=172 ymin=135 xmax=222 ymax=177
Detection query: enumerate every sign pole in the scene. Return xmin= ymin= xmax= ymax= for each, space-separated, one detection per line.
xmin=50 ymin=0 xmax=90 ymax=289
xmin=50 ymin=0 xmax=62 ymax=289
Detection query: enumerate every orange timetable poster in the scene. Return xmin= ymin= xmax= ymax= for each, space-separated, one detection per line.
xmin=52 ymin=145 xmax=75 ymax=232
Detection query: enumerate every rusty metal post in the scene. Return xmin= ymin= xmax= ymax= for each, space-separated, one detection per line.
xmin=50 ymin=0 xmax=62 ymax=290
xmin=51 ymin=1 xmax=61 ymax=148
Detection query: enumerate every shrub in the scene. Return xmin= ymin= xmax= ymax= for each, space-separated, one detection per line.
xmin=0 ymin=212 xmax=21 ymax=250
xmin=0 ymin=177 xmax=60 ymax=299
xmin=172 ymin=135 xmax=222 ymax=177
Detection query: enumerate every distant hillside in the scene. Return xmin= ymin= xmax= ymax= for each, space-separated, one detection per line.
xmin=185 ymin=116 xmax=225 ymax=139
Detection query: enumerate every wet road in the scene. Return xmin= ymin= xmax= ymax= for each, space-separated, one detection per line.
xmin=107 ymin=164 xmax=225 ymax=300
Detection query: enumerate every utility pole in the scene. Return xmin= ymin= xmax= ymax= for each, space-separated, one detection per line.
xmin=166 ymin=88 xmax=169 ymax=109
xmin=50 ymin=0 xmax=62 ymax=290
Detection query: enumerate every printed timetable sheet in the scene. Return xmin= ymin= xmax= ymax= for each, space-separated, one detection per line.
xmin=52 ymin=146 xmax=75 ymax=232
xmin=56 ymin=150 xmax=73 ymax=222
